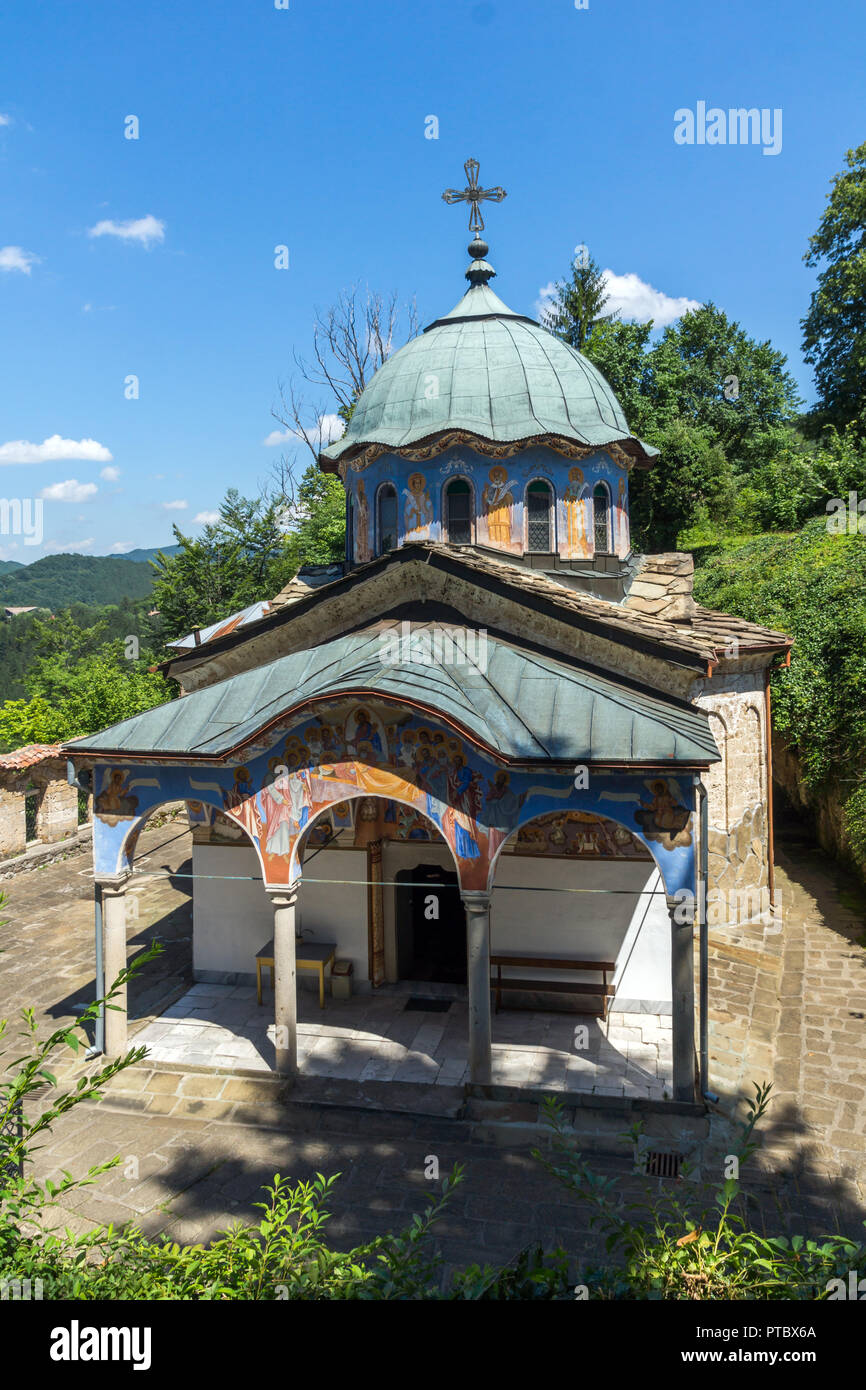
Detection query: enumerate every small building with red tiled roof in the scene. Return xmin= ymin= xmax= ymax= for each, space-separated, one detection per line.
xmin=0 ymin=744 xmax=89 ymax=859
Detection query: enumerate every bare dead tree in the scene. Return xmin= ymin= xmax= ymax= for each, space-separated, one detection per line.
xmin=272 ymin=285 xmax=419 ymax=470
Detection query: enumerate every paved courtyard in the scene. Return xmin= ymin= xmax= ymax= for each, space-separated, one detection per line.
xmin=137 ymin=982 xmax=673 ymax=1097
xmin=2 ymin=814 xmax=865 ymax=1262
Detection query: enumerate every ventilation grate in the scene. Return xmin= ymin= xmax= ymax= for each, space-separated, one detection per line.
xmin=644 ymin=1149 xmax=682 ymax=1179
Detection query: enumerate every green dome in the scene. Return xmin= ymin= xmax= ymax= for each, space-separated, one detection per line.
xmin=321 ymin=272 xmax=657 ymax=465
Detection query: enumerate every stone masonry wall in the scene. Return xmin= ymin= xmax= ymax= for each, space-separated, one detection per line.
xmin=0 ymin=760 xmax=80 ymax=859
xmin=0 ymin=785 xmax=26 ymax=857
xmin=691 ymin=670 xmax=771 ymax=923
xmin=31 ymin=763 xmax=79 ymax=843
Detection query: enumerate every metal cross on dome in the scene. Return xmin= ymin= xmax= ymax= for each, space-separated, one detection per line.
xmin=441 ymin=158 xmax=507 ymax=235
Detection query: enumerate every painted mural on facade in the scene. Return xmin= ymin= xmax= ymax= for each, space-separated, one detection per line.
xmin=91 ymin=703 xmax=696 ymax=896
xmin=348 ymin=444 xmax=630 ymax=562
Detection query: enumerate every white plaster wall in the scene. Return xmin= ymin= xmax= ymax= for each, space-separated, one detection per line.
xmin=491 ymin=857 xmax=671 ymax=1009
xmin=297 ymin=846 xmax=369 ymax=983
xmin=192 ymin=843 xmax=369 ymax=985
xmin=192 ymin=844 xmax=273 ymax=980
xmin=192 ymin=841 xmax=671 ymax=1007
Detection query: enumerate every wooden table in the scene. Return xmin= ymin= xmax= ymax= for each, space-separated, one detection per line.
xmin=256 ymin=939 xmax=337 ymax=1009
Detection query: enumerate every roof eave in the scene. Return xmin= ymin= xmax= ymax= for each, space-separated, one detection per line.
xmin=319 ymin=429 xmax=658 ymax=474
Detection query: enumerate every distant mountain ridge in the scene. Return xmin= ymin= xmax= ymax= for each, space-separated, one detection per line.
xmin=0 ymin=545 xmax=182 ymax=609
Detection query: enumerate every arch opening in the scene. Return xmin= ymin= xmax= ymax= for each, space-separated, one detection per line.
xmin=444 ymin=476 xmax=473 ymax=545
xmin=377 ymin=483 xmax=398 ymax=554
xmin=488 ymin=808 xmax=672 ymax=1015
xmin=295 ymin=794 xmax=467 ymax=987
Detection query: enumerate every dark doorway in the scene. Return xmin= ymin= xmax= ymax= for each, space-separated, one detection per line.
xmin=394 ymin=863 xmax=467 ymax=985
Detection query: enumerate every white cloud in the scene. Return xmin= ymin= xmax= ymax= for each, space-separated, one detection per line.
xmin=42 ymin=538 xmax=95 ymax=554
xmin=87 ymin=214 xmax=165 ymax=247
xmin=0 ymin=114 xmax=11 ymax=127
xmin=193 ymin=509 xmax=220 ymax=525
xmin=263 ymin=413 xmax=345 ymax=449
xmin=39 ymin=479 xmax=98 ymax=503
xmin=0 ymin=245 xmax=39 ymax=275
xmin=100 ymin=465 xmax=120 ymax=481
xmin=161 ymin=499 xmax=187 ymax=511
xmin=600 ymin=270 xmax=701 ymax=326
xmin=535 ymin=281 xmax=558 ymax=318
xmin=0 ymin=435 xmax=113 ymax=466
xmin=536 ymin=271 xmax=701 ymax=330
xmin=109 ymin=541 xmax=133 ymax=553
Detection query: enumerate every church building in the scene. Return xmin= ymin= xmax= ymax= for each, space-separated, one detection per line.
xmin=65 ymin=165 xmax=791 ymax=1105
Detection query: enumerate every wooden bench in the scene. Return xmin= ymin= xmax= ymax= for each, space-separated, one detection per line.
xmin=489 ymin=955 xmax=617 ymax=1019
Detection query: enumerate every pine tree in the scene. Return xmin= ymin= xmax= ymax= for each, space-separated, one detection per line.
xmin=540 ymin=245 xmax=616 ymax=351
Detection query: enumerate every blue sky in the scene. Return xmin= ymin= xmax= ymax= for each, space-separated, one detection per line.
xmin=1 ymin=0 xmax=863 ymax=560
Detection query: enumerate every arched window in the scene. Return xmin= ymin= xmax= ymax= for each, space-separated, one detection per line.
xmin=378 ymin=484 xmax=398 ymax=553
xmin=593 ymin=482 xmax=611 ymax=553
xmin=526 ymin=479 xmax=553 ymax=552
xmin=444 ymin=478 xmax=472 ymax=544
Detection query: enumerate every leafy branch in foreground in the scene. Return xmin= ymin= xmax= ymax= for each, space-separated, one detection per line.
xmin=1 ymin=902 xmax=162 ymax=1228
xmin=534 ymin=1081 xmax=865 ymax=1299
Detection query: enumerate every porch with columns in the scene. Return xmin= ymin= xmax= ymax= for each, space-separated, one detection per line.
xmin=91 ymin=859 xmax=695 ymax=1100
xmin=69 ymin=661 xmax=715 ymax=1106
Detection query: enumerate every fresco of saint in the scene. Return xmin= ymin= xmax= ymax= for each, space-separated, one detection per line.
xmin=482 ymin=465 xmax=516 ymax=546
xmin=260 ymin=760 xmax=295 ymax=857
xmin=403 ymin=472 xmax=433 ymax=537
xmin=564 ymin=466 xmax=590 ymax=557
xmin=634 ymin=778 xmax=692 ymax=850
xmin=222 ymin=766 xmax=262 ymax=843
xmin=96 ymin=769 xmax=139 ymax=819
xmin=346 ymin=707 xmax=387 ymax=760
xmin=355 ymin=479 xmax=372 ymax=562
xmin=617 ymin=475 xmax=628 ymax=550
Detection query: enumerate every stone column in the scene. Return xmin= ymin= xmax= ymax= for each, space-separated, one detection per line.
xmin=368 ymin=840 xmax=385 ymax=987
xmin=268 ymin=884 xmax=299 ymax=1078
xmin=667 ymin=894 xmax=697 ymax=1103
xmin=462 ymin=891 xmax=492 ymax=1085
xmin=99 ymin=875 xmax=131 ymax=1058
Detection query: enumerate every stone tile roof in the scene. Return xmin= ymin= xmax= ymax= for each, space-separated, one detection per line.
xmin=229 ymin=543 xmax=792 ymax=671
xmin=0 ymin=743 xmax=63 ymax=770
xmin=625 ymin=553 xmax=697 ymax=621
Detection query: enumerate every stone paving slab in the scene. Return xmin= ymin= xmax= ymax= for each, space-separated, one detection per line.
xmin=132 ymin=984 xmax=674 ymax=1098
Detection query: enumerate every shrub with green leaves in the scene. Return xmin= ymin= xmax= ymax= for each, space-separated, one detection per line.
xmin=535 ymin=1084 xmax=865 ymax=1300
xmin=692 ymin=519 xmax=866 ymax=871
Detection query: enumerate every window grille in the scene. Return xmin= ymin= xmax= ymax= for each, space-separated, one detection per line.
xmin=593 ymin=482 xmax=611 ymax=552
xmin=445 ymin=479 xmax=472 ymax=544
xmin=24 ymin=787 xmax=39 ymax=843
xmin=526 ymin=481 xmax=553 ymax=552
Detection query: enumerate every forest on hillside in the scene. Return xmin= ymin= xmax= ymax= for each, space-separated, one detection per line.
xmin=0 ymin=553 xmax=161 ymax=609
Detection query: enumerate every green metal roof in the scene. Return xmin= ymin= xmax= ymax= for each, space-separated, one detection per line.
xmin=65 ymin=626 xmax=719 ymax=766
xmin=321 ymin=273 xmax=658 ymax=464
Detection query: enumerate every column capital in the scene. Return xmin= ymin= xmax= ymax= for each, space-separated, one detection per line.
xmin=266 ymin=881 xmax=300 ymax=907
xmin=96 ymin=872 xmax=132 ymax=894
xmin=461 ymin=890 xmax=492 ymax=912
xmin=666 ymin=893 xmax=696 ymax=924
